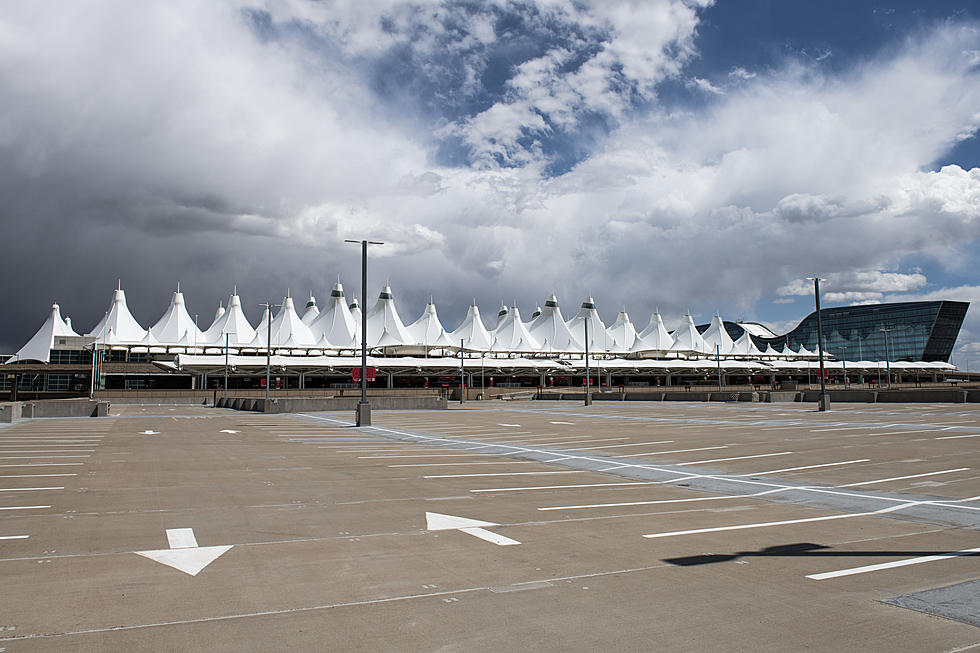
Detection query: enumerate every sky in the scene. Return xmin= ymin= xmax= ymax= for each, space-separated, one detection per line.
xmin=1 ymin=0 xmax=979 ymax=364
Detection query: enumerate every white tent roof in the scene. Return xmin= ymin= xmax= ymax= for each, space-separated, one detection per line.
xmin=701 ymin=315 xmax=735 ymax=355
xmin=8 ymin=303 xmax=79 ymax=363
xmin=450 ymin=303 xmax=493 ymax=351
xmin=301 ymin=294 xmax=320 ymax=325
xmin=606 ymin=310 xmax=637 ymax=352
xmin=763 ymin=343 xmax=781 ymax=357
xmin=148 ymin=289 xmax=205 ymax=346
xmin=730 ymin=328 xmax=763 ymax=356
xmin=632 ymin=312 xmax=673 ymax=354
xmin=365 ymin=285 xmax=412 ymax=348
xmin=349 ymin=299 xmax=361 ymax=327
xmin=86 ymin=285 xmax=147 ymax=343
xmin=669 ymin=314 xmax=708 ymax=354
xmin=203 ymin=292 xmax=256 ymax=346
xmin=493 ymin=303 xmax=509 ymax=330
xmin=567 ymin=297 xmax=612 ymax=351
xmin=208 ymin=302 xmax=225 ymax=330
xmin=525 ymin=306 xmax=542 ymax=330
xmin=270 ymin=295 xmax=316 ymax=347
xmin=490 ymin=306 xmax=541 ymax=352
xmin=406 ymin=300 xmax=455 ymax=348
xmin=310 ymin=282 xmax=358 ymax=348
xmin=528 ymin=295 xmax=581 ymax=352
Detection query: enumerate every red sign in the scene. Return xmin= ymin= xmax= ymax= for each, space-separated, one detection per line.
xmin=351 ymin=367 xmax=376 ymax=382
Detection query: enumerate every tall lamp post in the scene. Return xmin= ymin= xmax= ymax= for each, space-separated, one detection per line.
xmin=880 ymin=327 xmax=893 ymax=389
xmin=840 ymin=345 xmax=847 ymax=388
xmin=345 ymin=239 xmax=383 ymax=426
xmin=258 ymin=301 xmax=280 ymax=403
xmin=807 ymin=277 xmax=829 ymax=411
xmin=584 ymin=316 xmax=592 ymax=406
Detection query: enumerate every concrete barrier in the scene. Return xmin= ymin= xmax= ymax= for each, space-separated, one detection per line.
xmin=763 ymin=392 xmax=799 ymax=403
xmin=626 ymin=392 xmax=666 ymax=401
xmin=709 ymin=392 xmax=758 ymax=402
xmin=222 ymin=395 xmax=448 ymax=413
xmin=876 ymin=389 xmax=967 ymax=403
xmin=663 ymin=391 xmax=711 ymax=401
xmin=0 ymin=403 xmax=21 ymax=422
xmin=800 ymin=390 xmax=878 ymax=403
xmin=967 ymin=390 xmax=980 ymax=403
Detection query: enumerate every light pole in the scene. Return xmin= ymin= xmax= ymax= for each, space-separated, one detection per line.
xmin=840 ymin=345 xmax=847 ymax=388
xmin=345 ymin=239 xmax=383 ymax=426
xmin=807 ymin=277 xmax=829 ymax=411
xmin=459 ymin=339 xmax=465 ymax=404
xmin=224 ymin=332 xmax=229 ymax=399
xmin=584 ymin=316 xmax=592 ymax=406
xmin=880 ymin=327 xmax=893 ymax=389
xmin=258 ymin=302 xmax=278 ymax=402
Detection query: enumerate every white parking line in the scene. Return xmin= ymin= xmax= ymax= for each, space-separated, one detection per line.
xmin=565 ymin=440 xmax=674 ymax=452
xmin=617 ymin=446 xmax=729 ymax=459
xmin=836 ymin=468 xmax=970 ymax=487
xmin=390 ymin=461 xmax=537 ymax=467
xmin=0 ymin=505 xmax=51 ymax=511
xmin=0 ymin=474 xmax=76 ymax=478
xmin=0 ymin=487 xmax=63 ymax=492
xmin=358 ymin=453 xmax=500 ymax=459
xmin=0 ymin=455 xmax=90 ymax=460
xmin=675 ymin=452 xmax=792 ymax=466
xmin=807 ymin=547 xmax=980 ymax=580
xmin=0 ymin=463 xmax=84 ymax=467
xmin=424 ymin=471 xmax=588 ymax=478
xmin=643 ymin=501 xmax=918 ymax=539
xmin=935 ymin=433 xmax=980 ymax=440
xmin=539 ymin=487 xmax=791 ymax=511
xmin=743 ymin=459 xmax=869 ymax=476
xmin=471 ymin=481 xmax=660 ymax=493
xmin=0 ymin=450 xmax=95 ymax=454
xmin=0 ymin=535 xmax=29 ymax=540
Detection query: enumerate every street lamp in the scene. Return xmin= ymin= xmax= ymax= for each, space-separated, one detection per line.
xmin=584 ymin=316 xmax=592 ymax=406
xmin=807 ymin=277 xmax=829 ymax=411
xmin=840 ymin=345 xmax=847 ymax=388
xmin=880 ymin=327 xmax=893 ymax=389
xmin=258 ymin=301 xmax=281 ymax=403
xmin=345 ymin=239 xmax=383 ymax=426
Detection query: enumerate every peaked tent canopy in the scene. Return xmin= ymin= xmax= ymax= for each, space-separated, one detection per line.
xmin=86 ymin=285 xmax=147 ymax=343
xmin=406 ymin=300 xmax=455 ymax=349
xmin=490 ymin=305 xmax=541 ymax=352
xmin=669 ymin=314 xmax=708 ymax=355
xmin=301 ymin=294 xmax=319 ymax=325
xmin=528 ymin=295 xmax=581 ymax=352
xmin=701 ymin=315 xmax=735 ymax=355
xmin=632 ymin=312 xmax=673 ymax=354
xmin=148 ymin=290 xmax=205 ymax=346
xmin=606 ymin=310 xmax=637 ymax=352
xmin=8 ymin=303 xmax=79 ymax=363
xmin=730 ymin=328 xmax=763 ymax=356
xmin=203 ymin=292 xmax=256 ymax=346
xmin=364 ymin=285 xmax=412 ymax=348
xmin=567 ymin=297 xmax=612 ymax=351
xmin=450 ymin=303 xmax=493 ymax=351
xmin=310 ymin=282 xmax=358 ymax=348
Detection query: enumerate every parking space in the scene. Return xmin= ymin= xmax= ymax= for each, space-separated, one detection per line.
xmin=0 ymin=401 xmax=977 ymax=651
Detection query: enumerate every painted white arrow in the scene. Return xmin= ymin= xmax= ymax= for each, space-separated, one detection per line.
xmin=425 ymin=512 xmax=521 ymax=546
xmin=135 ymin=528 xmax=233 ymax=576
xmin=140 ymin=430 xmax=159 ymax=435
xmin=219 ymin=429 xmax=240 ymax=434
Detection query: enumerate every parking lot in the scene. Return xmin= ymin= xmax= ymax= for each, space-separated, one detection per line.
xmin=0 ymin=400 xmax=978 ymax=651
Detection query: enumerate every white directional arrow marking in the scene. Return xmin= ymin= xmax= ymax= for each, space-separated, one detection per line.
xmin=219 ymin=429 xmax=240 ymax=434
xmin=135 ymin=528 xmax=232 ymax=576
xmin=425 ymin=512 xmax=521 ymax=546
xmin=140 ymin=430 xmax=159 ymax=435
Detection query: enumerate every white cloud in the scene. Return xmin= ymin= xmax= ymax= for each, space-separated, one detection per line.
xmin=688 ymin=77 xmax=725 ymax=95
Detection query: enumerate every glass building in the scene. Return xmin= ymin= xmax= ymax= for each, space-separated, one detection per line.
xmin=719 ymin=301 xmax=969 ymax=362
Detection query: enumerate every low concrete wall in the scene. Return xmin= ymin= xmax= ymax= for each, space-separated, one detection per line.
xmin=876 ymin=389 xmax=967 ymax=403
xmin=220 ymin=395 xmax=448 ymax=413
xmin=0 ymin=403 xmax=22 ymax=422
xmin=663 ymin=391 xmax=711 ymax=401
xmin=103 ymin=395 xmax=210 ymax=405
xmin=625 ymin=392 xmax=666 ymax=401
xmin=708 ymin=392 xmax=759 ymax=402
xmin=968 ymin=390 xmax=980 ymax=403
xmin=763 ymin=392 xmax=799 ymax=403
xmin=799 ymin=390 xmax=878 ymax=403
xmin=1 ymin=399 xmax=108 ymax=419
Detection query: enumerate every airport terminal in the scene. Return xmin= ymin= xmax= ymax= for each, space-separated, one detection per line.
xmin=0 ymin=281 xmax=969 ymax=398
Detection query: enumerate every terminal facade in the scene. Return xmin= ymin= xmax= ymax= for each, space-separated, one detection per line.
xmin=1 ymin=284 xmax=968 ymax=398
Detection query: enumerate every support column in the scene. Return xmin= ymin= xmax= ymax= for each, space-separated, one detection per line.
xmin=387 ymin=373 xmax=393 ymax=389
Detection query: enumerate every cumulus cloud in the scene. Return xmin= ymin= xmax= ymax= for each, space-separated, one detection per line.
xmin=0 ymin=1 xmax=979 ymax=361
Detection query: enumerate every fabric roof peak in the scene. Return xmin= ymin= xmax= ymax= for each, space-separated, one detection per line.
xmin=8 ymin=302 xmax=79 ymax=363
